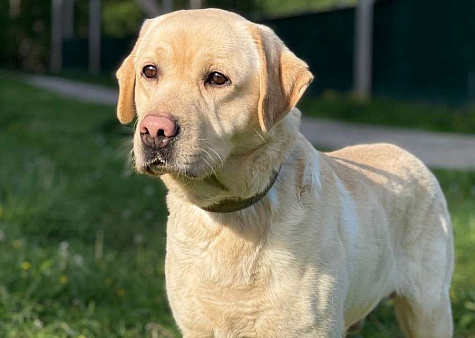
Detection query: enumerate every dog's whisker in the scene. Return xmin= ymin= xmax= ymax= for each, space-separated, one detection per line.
xmin=204 ymin=146 xmax=224 ymax=168
xmin=253 ymin=128 xmax=267 ymax=144
xmin=200 ymin=147 xmax=222 ymax=171
xmin=201 ymin=155 xmax=217 ymax=178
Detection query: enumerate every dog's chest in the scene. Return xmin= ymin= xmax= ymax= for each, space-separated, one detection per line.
xmin=190 ymin=279 xmax=274 ymax=337
xmin=167 ymin=243 xmax=269 ymax=336
xmin=165 ymin=215 xmax=308 ymax=336
xmin=167 ymin=248 xmax=304 ymax=337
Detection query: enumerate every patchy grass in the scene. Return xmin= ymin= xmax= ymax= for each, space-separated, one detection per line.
xmin=0 ymin=74 xmax=474 ymax=337
xmin=299 ymin=91 xmax=475 ymax=134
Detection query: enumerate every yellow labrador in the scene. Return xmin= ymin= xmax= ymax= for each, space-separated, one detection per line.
xmin=116 ymin=9 xmax=454 ymax=338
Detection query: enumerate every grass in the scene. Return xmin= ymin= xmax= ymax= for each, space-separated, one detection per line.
xmin=0 ymin=74 xmax=174 ymax=337
xmin=0 ymin=73 xmax=474 ymax=337
xmin=43 ymin=69 xmax=119 ymax=88
xmin=299 ymin=90 xmax=475 ymax=134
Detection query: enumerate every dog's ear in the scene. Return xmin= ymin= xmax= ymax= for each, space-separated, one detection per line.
xmin=251 ymin=24 xmax=314 ymax=132
xmin=116 ymin=19 xmax=153 ymax=124
xmin=116 ymin=53 xmax=136 ymax=124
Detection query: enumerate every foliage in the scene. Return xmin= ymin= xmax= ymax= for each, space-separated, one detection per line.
xmin=1 ymin=0 xmax=51 ymax=72
xmin=102 ymin=1 xmax=144 ymax=37
xmin=0 ymin=74 xmax=473 ymax=337
xmin=259 ymin=0 xmax=355 ymax=17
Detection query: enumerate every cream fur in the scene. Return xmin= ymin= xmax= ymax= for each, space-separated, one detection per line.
xmin=117 ymin=9 xmax=454 ymax=338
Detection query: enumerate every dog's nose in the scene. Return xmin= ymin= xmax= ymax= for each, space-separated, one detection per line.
xmin=140 ymin=115 xmax=178 ymax=149
xmin=140 ymin=115 xmax=177 ymax=138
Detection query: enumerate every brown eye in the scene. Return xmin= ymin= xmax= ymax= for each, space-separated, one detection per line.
xmin=206 ymin=72 xmax=230 ymax=86
xmin=142 ymin=65 xmax=157 ymax=79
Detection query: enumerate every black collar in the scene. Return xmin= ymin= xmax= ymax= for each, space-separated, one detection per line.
xmin=201 ymin=167 xmax=281 ymax=213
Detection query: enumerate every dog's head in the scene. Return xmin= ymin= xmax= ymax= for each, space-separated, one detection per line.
xmin=116 ymin=9 xmax=313 ymax=180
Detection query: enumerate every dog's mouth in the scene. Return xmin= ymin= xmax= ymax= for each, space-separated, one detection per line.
xmin=144 ymin=163 xmax=164 ymax=176
xmin=143 ymin=156 xmax=167 ymax=176
xmin=138 ymin=143 xmax=217 ymax=180
xmin=143 ymin=157 xmax=201 ymax=179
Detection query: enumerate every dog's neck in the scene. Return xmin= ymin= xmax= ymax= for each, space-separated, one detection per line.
xmin=200 ymin=166 xmax=281 ymax=213
xmin=161 ymin=109 xmax=302 ymax=212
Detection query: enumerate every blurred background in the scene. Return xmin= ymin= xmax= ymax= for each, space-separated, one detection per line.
xmin=0 ymin=0 xmax=474 ymax=337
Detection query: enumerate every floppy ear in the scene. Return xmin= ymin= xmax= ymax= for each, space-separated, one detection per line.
xmin=116 ymin=54 xmax=136 ymax=124
xmin=251 ymin=24 xmax=314 ymax=132
xmin=116 ymin=20 xmax=153 ymax=124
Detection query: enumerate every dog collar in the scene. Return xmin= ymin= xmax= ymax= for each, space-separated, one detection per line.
xmin=201 ymin=167 xmax=281 ymax=213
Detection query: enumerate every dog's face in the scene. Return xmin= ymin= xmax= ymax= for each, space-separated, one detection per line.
xmin=116 ymin=9 xmax=313 ymax=180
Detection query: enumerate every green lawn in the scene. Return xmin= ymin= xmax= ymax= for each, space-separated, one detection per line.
xmin=299 ymin=91 xmax=475 ymax=134
xmin=0 ymin=75 xmax=474 ymax=337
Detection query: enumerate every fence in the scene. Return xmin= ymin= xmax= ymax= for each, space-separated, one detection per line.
xmin=372 ymin=0 xmax=475 ymax=104
xmin=63 ymin=37 xmax=135 ymax=73
xmin=62 ymin=0 xmax=475 ymax=104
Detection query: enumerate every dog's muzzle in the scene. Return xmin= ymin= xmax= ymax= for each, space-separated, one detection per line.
xmin=140 ymin=114 xmax=179 ymax=165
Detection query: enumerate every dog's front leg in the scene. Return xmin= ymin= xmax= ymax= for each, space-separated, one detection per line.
xmin=304 ymin=282 xmax=347 ymax=338
xmin=281 ymin=321 xmax=345 ymax=338
xmin=307 ymin=317 xmax=345 ymax=338
xmin=276 ymin=299 xmax=346 ymax=338
xmin=182 ymin=333 xmax=213 ymax=338
xmin=180 ymin=325 xmax=215 ymax=338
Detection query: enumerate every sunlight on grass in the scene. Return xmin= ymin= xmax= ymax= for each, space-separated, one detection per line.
xmin=0 ymin=74 xmax=474 ymax=337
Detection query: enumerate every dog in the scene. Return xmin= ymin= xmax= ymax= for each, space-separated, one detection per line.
xmin=116 ymin=9 xmax=454 ymax=337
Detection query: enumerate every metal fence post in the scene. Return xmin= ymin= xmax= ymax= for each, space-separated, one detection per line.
xmin=62 ymin=0 xmax=75 ymax=39
xmin=51 ymin=0 xmax=63 ymax=73
xmin=89 ymin=0 xmax=101 ymax=75
xmin=354 ymin=0 xmax=375 ymax=99
xmin=162 ymin=0 xmax=173 ymax=14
